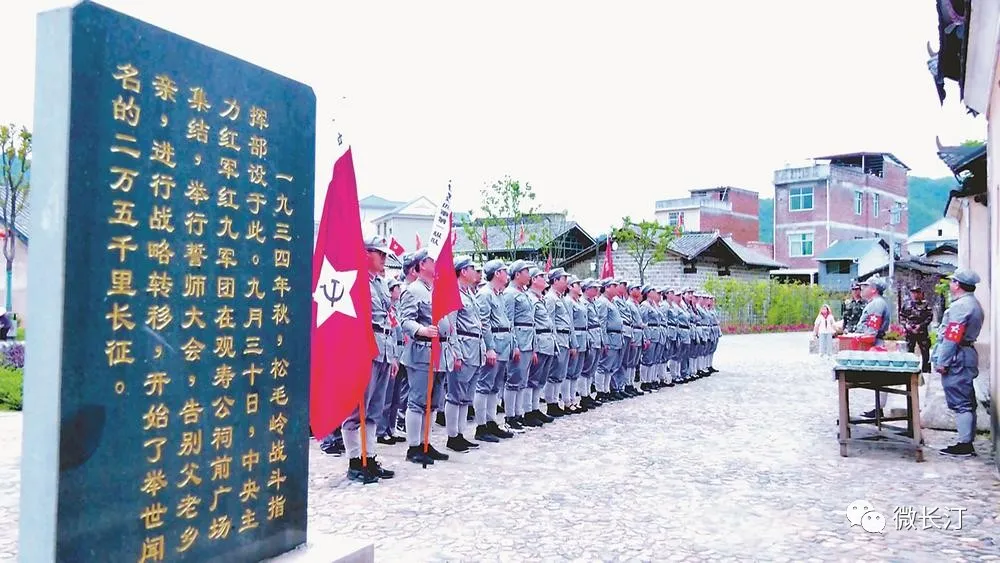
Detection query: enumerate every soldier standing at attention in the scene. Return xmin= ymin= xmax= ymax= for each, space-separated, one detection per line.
xmin=503 ymin=260 xmax=535 ymax=430
xmin=658 ymin=289 xmax=678 ymax=387
xmin=705 ymin=294 xmax=721 ymax=373
xmin=340 ymin=236 xmax=398 ymax=483
xmin=565 ymin=276 xmax=590 ymax=413
xmin=545 ymin=268 xmax=574 ymax=417
xmin=398 ymin=248 xmax=453 ymax=466
xmin=473 ymin=260 xmax=515 ymax=442
xmin=857 ymin=276 xmax=891 ymax=418
xmin=843 ymin=282 xmax=865 ymax=333
xmin=582 ymin=279 xmax=605 ymax=408
xmin=444 ymin=256 xmax=487 ymax=453
xmin=639 ymin=286 xmax=663 ymax=391
xmin=596 ymin=279 xmax=625 ymax=401
xmin=377 ymin=277 xmax=407 ymax=445
xmin=612 ymin=282 xmax=633 ymax=399
xmin=627 ymin=283 xmax=648 ymax=395
xmin=932 ymin=269 xmax=985 ymax=457
xmin=526 ymin=267 xmax=556 ymax=425
xmin=671 ymin=289 xmax=693 ymax=384
xmin=901 ymin=286 xmax=933 ymax=373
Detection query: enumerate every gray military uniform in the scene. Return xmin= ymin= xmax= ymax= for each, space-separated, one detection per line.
xmin=527 ymin=289 xmax=556 ymax=413
xmin=475 ymin=284 xmax=512 ymax=425
xmin=597 ymin=294 xmax=624 ymax=394
xmin=504 ymin=284 xmax=535 ymax=418
xmin=932 ymin=292 xmax=985 ymax=445
xmin=444 ymin=285 xmax=486 ymax=439
xmin=545 ymin=289 xmax=574 ymax=405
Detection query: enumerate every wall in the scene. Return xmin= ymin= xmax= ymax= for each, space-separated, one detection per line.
xmin=0 ymin=237 xmax=29 ymax=327
xmin=989 ymin=63 xmax=1000 ymax=470
xmin=818 ymin=261 xmax=859 ymax=292
xmin=746 ymin=241 xmax=774 ymax=259
xmin=700 ymin=208 xmax=759 ymax=246
xmin=376 ymin=215 xmax=434 ymax=252
xmin=728 ymin=189 xmax=759 ymax=217
xmin=654 ymin=207 xmax=700 ymax=230
xmin=564 ymin=246 xmax=773 ymax=290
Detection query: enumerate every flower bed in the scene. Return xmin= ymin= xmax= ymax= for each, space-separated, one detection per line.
xmin=721 ymin=323 xmax=811 ymax=335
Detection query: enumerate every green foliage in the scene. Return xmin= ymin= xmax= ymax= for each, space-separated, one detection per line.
xmin=758 ymin=198 xmax=773 ymax=243
xmin=961 ymin=139 xmax=986 ymax=147
xmin=15 ymin=327 xmax=23 ymax=341
xmin=0 ymin=124 xmax=30 ymax=314
xmin=459 ymin=175 xmax=551 ymax=260
xmin=612 ymin=216 xmax=677 ymax=284
xmin=703 ymin=278 xmax=831 ymax=328
xmin=907 ymin=176 xmax=957 ymax=236
xmin=0 ymin=365 xmax=22 ymax=411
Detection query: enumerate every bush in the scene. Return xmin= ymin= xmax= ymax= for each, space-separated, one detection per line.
xmin=15 ymin=327 xmax=24 ymax=341
xmin=0 ymin=366 xmax=22 ymax=411
xmin=704 ymin=278 xmax=832 ymax=331
xmin=3 ymin=343 xmax=24 ymax=369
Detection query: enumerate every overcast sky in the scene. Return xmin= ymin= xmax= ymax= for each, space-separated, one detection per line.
xmin=3 ymin=1 xmax=987 ymax=236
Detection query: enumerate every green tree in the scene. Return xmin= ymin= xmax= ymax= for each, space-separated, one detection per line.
xmin=961 ymin=139 xmax=985 ymax=147
xmin=460 ymin=176 xmax=551 ymax=261
xmin=0 ymin=125 xmax=30 ymax=313
xmin=611 ymin=216 xmax=677 ymax=285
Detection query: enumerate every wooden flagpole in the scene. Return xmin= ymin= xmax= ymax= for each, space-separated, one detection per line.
xmin=358 ymin=398 xmax=368 ymax=468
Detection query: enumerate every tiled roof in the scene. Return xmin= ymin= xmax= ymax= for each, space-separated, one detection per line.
xmin=665 ymin=232 xmax=718 ymax=259
xmin=815 ymin=238 xmax=885 ymax=261
xmin=359 ymin=194 xmax=405 ymax=208
xmin=936 ymin=143 xmax=985 ymax=173
xmin=454 ymin=214 xmax=580 ymax=252
xmin=722 ymin=237 xmax=785 ymax=268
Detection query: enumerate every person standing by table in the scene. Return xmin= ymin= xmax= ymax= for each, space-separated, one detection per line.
xmin=857 ymin=276 xmax=891 ymax=418
xmin=932 ymin=269 xmax=985 ymax=457
xmin=901 ymin=286 xmax=933 ymax=373
xmin=813 ymin=304 xmax=838 ymax=358
xmin=842 ymin=282 xmax=866 ymax=333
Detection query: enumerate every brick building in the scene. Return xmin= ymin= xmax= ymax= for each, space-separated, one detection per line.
xmin=653 ymin=186 xmax=760 ymax=246
xmin=772 ymin=152 xmax=910 ymax=270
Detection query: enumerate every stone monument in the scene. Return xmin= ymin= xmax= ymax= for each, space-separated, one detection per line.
xmin=22 ymin=2 xmax=315 ymax=561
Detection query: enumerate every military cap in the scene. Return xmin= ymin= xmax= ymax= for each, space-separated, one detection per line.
xmin=401 ymin=252 xmax=415 ymax=269
xmin=628 ymin=281 xmax=642 ymax=291
xmin=508 ymin=259 xmax=531 ymax=275
xmin=363 ymin=235 xmax=390 ymax=254
xmin=951 ymin=268 xmax=981 ymax=286
xmin=600 ymin=278 xmax=617 ymax=288
xmin=909 ymin=285 xmax=923 ymax=292
xmin=483 ymin=259 xmax=507 ymax=277
xmin=641 ymin=284 xmax=654 ymax=295
xmin=582 ymin=278 xmax=596 ymax=289
xmin=683 ymin=287 xmax=694 ymax=293
xmin=387 ymin=278 xmax=402 ymax=291
xmin=548 ymin=267 xmax=567 ymax=282
xmin=850 ymin=282 xmax=861 ymax=290
xmin=568 ymin=275 xmax=581 ymax=285
xmin=662 ymin=287 xmax=675 ymax=294
xmin=410 ymin=248 xmax=431 ymax=266
xmin=529 ymin=267 xmax=545 ymax=279
xmin=453 ymin=255 xmax=475 ymax=272
xmin=860 ymin=276 xmax=887 ymax=292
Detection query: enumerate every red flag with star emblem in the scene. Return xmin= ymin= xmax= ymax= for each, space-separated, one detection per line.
xmin=388 ymin=236 xmax=405 ymax=257
xmin=310 ymin=147 xmax=377 ymax=439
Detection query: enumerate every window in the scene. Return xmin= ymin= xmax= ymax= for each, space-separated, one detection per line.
xmin=825 ymin=261 xmax=851 ymax=275
xmin=854 ymin=191 xmax=863 ymax=215
xmin=789 ymin=186 xmax=813 ymax=211
xmin=667 ymin=211 xmax=684 ymax=226
xmin=789 ymin=232 xmax=814 ymax=257
xmin=872 ymin=193 xmax=880 ymax=218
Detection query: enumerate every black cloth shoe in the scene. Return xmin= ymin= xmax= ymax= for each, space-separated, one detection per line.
xmin=377 ymin=435 xmax=396 ymax=446
xmin=547 ymin=403 xmax=565 ymax=417
xmin=665 ymin=381 xmax=676 ymax=387
xmin=436 ymin=411 xmax=446 ymax=427
xmin=487 ymin=421 xmax=514 ymax=439
xmin=940 ymin=442 xmax=976 ymax=457
xmin=322 ymin=442 xmax=345 ymax=456
xmin=347 ymin=458 xmax=379 ymax=484
xmin=406 ymin=446 xmax=434 ymax=465
xmin=425 ymin=444 xmax=450 ymax=461
xmin=475 ymin=425 xmax=501 ymax=442
xmin=366 ymin=457 xmax=394 ymax=479
xmin=505 ymin=416 xmax=525 ymax=431
xmin=467 ymin=406 xmax=476 ymax=421
xmin=522 ymin=413 xmax=543 ymax=427
xmin=535 ymin=409 xmax=554 ymax=423
xmin=457 ymin=434 xmax=480 ymax=449
xmin=446 ymin=436 xmax=469 ymax=453
xmin=393 ymin=435 xmax=407 ymax=444
xmin=861 ymin=409 xmax=884 ymax=419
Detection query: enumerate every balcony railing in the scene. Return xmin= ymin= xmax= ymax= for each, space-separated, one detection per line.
xmin=654 ymin=197 xmax=732 ymax=211
xmin=774 ymin=163 xmax=830 ymax=185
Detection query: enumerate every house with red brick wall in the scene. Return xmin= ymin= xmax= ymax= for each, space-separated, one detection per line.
xmin=653 ymin=186 xmax=760 ymax=246
xmin=772 ymin=152 xmax=909 ymax=271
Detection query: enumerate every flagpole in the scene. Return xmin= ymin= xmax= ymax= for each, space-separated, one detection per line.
xmin=358 ymin=399 xmax=368 ymax=468
xmin=422 ymin=342 xmax=436 ymax=468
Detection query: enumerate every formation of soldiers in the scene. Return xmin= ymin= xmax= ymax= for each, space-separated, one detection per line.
xmin=328 ymin=237 xmax=724 ymax=483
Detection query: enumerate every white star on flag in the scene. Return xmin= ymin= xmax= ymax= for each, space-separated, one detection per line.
xmin=313 ymin=256 xmax=357 ymax=326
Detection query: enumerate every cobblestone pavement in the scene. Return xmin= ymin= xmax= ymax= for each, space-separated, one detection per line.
xmin=3 ymin=333 xmax=1000 ymax=561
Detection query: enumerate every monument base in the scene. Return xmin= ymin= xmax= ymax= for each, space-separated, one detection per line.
xmin=264 ymin=534 xmax=374 ymax=563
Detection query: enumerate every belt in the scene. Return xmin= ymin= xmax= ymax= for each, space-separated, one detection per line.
xmin=371 ymin=324 xmax=390 ymax=335
xmin=415 ymin=335 xmax=448 ymax=343
xmin=588 ymin=324 xmax=599 ymax=329
xmin=536 ymin=329 xmax=552 ymax=334
xmin=960 ymin=341 xmax=975 ymax=347
xmin=648 ymin=323 xmax=660 ymax=327
xmin=491 ymin=327 xmax=510 ymax=333
xmin=607 ymin=329 xmax=621 ymax=333
xmin=514 ymin=322 xmax=532 ymax=327
xmin=557 ymin=329 xmax=570 ymax=334
xmin=457 ymin=330 xmax=481 ymax=338
xmin=574 ymin=326 xmax=587 ymax=331
xmin=677 ymin=325 xmax=689 ymax=329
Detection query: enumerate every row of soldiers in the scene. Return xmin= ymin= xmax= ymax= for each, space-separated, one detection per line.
xmin=330 ymin=236 xmax=722 ymax=483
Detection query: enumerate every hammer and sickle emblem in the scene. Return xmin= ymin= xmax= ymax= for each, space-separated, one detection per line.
xmin=321 ymin=278 xmax=345 ymax=305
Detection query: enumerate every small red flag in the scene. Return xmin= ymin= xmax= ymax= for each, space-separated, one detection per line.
xmin=600 ymin=235 xmax=615 ymax=278
xmin=388 ymin=237 xmax=405 ymax=257
xmin=481 ymin=227 xmax=489 ymax=248
xmin=415 ymin=233 xmax=422 ymax=250
xmin=545 ymin=254 xmax=553 ymax=272
xmin=517 ymin=222 xmax=527 ymax=244
xmin=310 ymin=147 xmax=378 ymax=439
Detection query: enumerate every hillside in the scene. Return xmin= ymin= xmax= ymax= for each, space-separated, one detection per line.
xmin=755 ymin=176 xmax=957 ymax=244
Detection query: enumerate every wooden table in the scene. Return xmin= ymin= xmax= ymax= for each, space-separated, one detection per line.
xmin=834 ymin=366 xmax=924 ymax=462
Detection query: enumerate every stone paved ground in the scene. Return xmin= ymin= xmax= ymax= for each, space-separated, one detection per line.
xmin=3 ymin=332 xmax=1000 ymax=561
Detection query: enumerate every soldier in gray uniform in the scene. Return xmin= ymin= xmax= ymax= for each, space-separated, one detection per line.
xmin=565 ymin=276 xmax=590 ymax=413
xmin=474 ymin=259 xmax=516 ymax=442
xmin=627 ymin=283 xmax=648 ymax=395
xmin=857 ymin=275 xmax=892 ymax=418
xmin=671 ymin=289 xmax=694 ymax=383
xmin=612 ymin=282 xmax=633 ymax=398
xmin=545 ymin=268 xmax=575 ymax=417
xmin=444 ymin=256 xmax=487 ymax=453
xmin=705 ymin=294 xmax=721 ymax=373
xmin=526 ymin=267 xmax=556 ymax=425
xmin=398 ymin=248 xmax=454 ymax=466
xmin=378 ymin=277 xmax=407 ymax=445
xmin=656 ymin=289 xmax=676 ymax=387
xmin=503 ymin=260 xmax=535 ymax=430
xmin=639 ymin=286 xmax=663 ymax=391
xmin=341 ymin=236 xmax=398 ymax=483
xmin=582 ymin=279 xmax=604 ymax=408
xmin=933 ymin=269 xmax=985 ymax=457
xmin=596 ymin=279 xmax=625 ymax=401
xmin=693 ymin=292 xmax=712 ymax=377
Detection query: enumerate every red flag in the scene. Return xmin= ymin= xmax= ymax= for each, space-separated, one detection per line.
xmin=388 ymin=237 xmax=405 ymax=257
xmin=481 ymin=227 xmax=489 ymax=248
xmin=415 ymin=233 xmax=422 ymax=249
xmin=310 ymin=147 xmax=377 ymax=439
xmin=429 ymin=184 xmax=462 ymax=369
xmin=545 ymin=254 xmax=553 ymax=272
xmin=600 ymin=235 xmax=615 ymax=278
xmin=517 ymin=222 xmax=527 ymax=244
